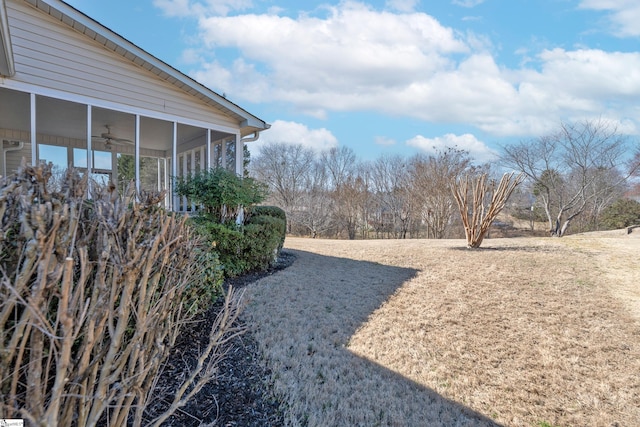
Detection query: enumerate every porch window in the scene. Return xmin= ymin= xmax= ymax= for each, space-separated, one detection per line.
xmin=73 ymin=148 xmax=113 ymax=186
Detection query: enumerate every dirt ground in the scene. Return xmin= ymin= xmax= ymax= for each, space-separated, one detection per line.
xmin=243 ymin=232 xmax=640 ymax=427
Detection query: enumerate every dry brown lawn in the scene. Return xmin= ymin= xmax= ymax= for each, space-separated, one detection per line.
xmin=243 ymin=232 xmax=640 ymax=427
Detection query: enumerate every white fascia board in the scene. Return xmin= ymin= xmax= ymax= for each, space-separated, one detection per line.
xmin=0 ymin=0 xmax=16 ymax=77
xmin=38 ymin=0 xmax=268 ymax=131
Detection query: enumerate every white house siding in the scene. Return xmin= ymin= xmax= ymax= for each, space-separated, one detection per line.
xmin=6 ymin=0 xmax=238 ymax=129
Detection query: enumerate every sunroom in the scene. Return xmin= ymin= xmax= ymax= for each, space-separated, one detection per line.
xmin=0 ymin=0 xmax=268 ymax=211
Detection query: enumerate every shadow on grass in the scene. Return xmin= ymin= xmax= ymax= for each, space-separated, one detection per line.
xmin=448 ymin=244 xmax=561 ymax=253
xmin=245 ymin=248 xmax=503 ymax=426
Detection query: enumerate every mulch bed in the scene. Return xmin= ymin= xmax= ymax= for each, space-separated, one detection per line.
xmin=144 ymin=251 xmax=296 ymax=426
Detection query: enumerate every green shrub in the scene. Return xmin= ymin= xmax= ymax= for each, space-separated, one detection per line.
xmin=252 ymin=205 xmax=287 ymax=221
xmin=184 ymin=247 xmax=225 ymax=314
xmin=190 ymin=212 xmax=285 ymax=277
xmin=190 ymin=219 xmax=244 ymax=277
xmin=245 ymin=214 xmax=286 ymax=263
xmin=600 ymin=198 xmax=640 ymax=230
xmin=174 ymin=168 xmax=267 ymax=223
xmin=249 ymin=205 xmax=287 ymax=250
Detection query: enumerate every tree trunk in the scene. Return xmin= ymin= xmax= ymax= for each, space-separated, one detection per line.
xmin=451 ymin=172 xmax=524 ymax=248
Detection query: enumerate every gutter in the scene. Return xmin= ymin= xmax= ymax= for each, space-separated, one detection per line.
xmin=241 ymin=132 xmax=262 ymax=143
xmin=2 ymin=139 xmax=24 ymax=176
xmin=0 ymin=0 xmax=16 ymax=77
xmin=241 ymin=123 xmax=271 ymax=143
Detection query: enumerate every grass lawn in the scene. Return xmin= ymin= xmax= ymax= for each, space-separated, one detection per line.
xmin=243 ymin=232 xmax=640 ymax=427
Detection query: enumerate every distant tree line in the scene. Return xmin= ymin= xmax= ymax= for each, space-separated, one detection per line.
xmin=250 ymin=120 xmax=640 ymax=239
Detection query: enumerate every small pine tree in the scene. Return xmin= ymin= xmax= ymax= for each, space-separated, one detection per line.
xmin=599 ymin=198 xmax=640 ymax=230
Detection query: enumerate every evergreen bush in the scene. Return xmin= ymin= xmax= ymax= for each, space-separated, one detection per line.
xmin=191 ymin=211 xmax=286 ymax=277
xmin=174 ymin=168 xmax=267 ymax=223
xmin=599 ymin=198 xmax=640 ymax=229
xmin=250 ymin=205 xmax=287 ymax=250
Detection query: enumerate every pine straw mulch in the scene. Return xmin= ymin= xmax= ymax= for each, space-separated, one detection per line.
xmin=143 ymin=251 xmax=296 ymax=427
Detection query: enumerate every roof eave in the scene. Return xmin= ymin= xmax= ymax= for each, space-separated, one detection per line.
xmin=33 ymin=0 xmax=269 ymax=131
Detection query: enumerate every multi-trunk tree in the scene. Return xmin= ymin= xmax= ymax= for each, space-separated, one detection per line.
xmin=452 ymin=172 xmax=524 ymax=248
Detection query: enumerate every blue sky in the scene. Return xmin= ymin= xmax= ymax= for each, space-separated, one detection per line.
xmin=64 ymin=0 xmax=640 ymax=162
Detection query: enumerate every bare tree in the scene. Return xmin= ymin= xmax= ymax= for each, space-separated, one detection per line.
xmin=250 ymin=142 xmax=315 ymax=230
xmin=452 ymin=172 xmax=524 ymax=248
xmin=408 ymin=149 xmax=472 ymax=238
xmin=321 ymin=147 xmax=363 ymax=239
xmin=370 ymin=155 xmax=413 ymax=238
xmin=296 ymin=160 xmax=334 ymax=238
xmin=322 ymin=146 xmax=357 ymax=189
xmin=628 ymin=148 xmax=640 ymax=199
xmin=502 ymin=119 xmax=633 ymax=236
xmin=581 ymin=167 xmax=628 ymax=231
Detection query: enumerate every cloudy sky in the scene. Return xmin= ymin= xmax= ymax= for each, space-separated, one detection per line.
xmin=65 ymin=0 xmax=640 ymax=162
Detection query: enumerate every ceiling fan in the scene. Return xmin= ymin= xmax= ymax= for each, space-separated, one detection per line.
xmin=92 ymin=125 xmax=133 ymax=150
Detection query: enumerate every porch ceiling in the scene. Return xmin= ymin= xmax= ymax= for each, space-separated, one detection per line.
xmin=0 ymin=88 xmax=231 ymax=152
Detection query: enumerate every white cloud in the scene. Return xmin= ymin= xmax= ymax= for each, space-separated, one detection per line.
xmin=579 ymin=0 xmax=640 ymax=37
xmin=171 ymin=1 xmax=640 ymax=139
xmin=179 ymin=48 xmax=201 ymax=65
xmin=254 ymin=120 xmax=338 ymax=154
xmin=152 ymin=0 xmax=192 ymax=17
xmin=406 ymin=133 xmax=499 ymax=163
xmin=192 ymin=1 xmax=467 ymax=111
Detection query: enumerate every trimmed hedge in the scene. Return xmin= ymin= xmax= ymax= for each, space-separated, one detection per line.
xmin=186 ymin=247 xmax=225 ymax=313
xmin=250 ymin=205 xmax=287 ymax=250
xmin=191 ymin=210 xmax=286 ymax=277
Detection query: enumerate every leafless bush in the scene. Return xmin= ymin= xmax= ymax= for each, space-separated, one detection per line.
xmin=0 ymin=162 xmax=245 ymax=426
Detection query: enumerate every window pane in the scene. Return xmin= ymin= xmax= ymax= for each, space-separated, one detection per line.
xmin=94 ymin=150 xmax=112 ymax=170
xmin=38 ymin=144 xmax=67 ymax=168
xmin=73 ymin=148 xmax=87 ymax=168
xmin=140 ymin=157 xmax=159 ymax=191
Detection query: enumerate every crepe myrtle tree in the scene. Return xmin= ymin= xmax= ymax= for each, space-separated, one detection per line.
xmin=452 ymin=172 xmax=524 ymax=248
xmin=501 ymin=119 xmax=636 ymax=236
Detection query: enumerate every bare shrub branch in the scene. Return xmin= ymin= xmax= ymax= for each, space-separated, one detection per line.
xmin=1 ymin=163 xmax=244 ymax=426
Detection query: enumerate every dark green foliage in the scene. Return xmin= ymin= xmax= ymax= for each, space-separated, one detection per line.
xmin=599 ymin=198 xmax=640 ymax=229
xmin=250 ymin=205 xmax=287 ymax=249
xmin=246 ymin=214 xmax=286 ymax=257
xmin=533 ymin=169 xmax=563 ymax=197
xmin=190 ymin=211 xmax=286 ymax=278
xmin=243 ymin=144 xmax=251 ymax=177
xmin=252 ymin=205 xmax=287 ymax=221
xmin=174 ymin=168 xmax=267 ymax=222
xmin=184 ymin=247 xmax=225 ymax=314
